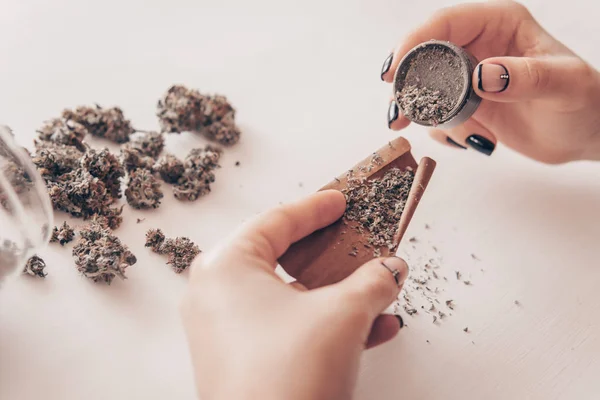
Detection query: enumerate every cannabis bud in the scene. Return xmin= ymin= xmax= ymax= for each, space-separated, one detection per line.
xmin=173 ymin=169 xmax=215 ymax=201
xmin=37 ymin=118 xmax=87 ymax=151
xmin=203 ymin=95 xmax=235 ymax=125
xmin=153 ymin=154 xmax=184 ymax=183
xmin=202 ymin=117 xmax=241 ymax=146
xmin=47 ymin=169 xmax=113 ymax=218
xmin=121 ymin=145 xmax=156 ymax=172
xmin=156 ymin=85 xmax=207 ymax=133
xmin=81 ymin=148 xmax=125 ymax=199
xmin=129 ymin=131 xmax=165 ymax=158
xmin=50 ymin=222 xmax=75 ymax=245
xmin=32 ymin=141 xmax=83 ymax=179
xmin=125 ymin=168 xmax=164 ymax=209
xmin=145 ymin=228 xmax=200 ymax=273
xmin=144 ymin=228 xmax=166 ymax=253
xmin=185 ymin=146 xmax=222 ymax=170
xmin=23 ymin=255 xmax=47 ymax=278
xmin=73 ymin=222 xmax=137 ymax=284
xmin=62 ymin=105 xmax=134 ymax=143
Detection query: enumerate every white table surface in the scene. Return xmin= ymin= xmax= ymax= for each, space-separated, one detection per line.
xmin=1 ymin=0 xmax=599 ymax=399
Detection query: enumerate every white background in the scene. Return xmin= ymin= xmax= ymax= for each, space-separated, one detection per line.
xmin=1 ymin=0 xmax=600 ymax=399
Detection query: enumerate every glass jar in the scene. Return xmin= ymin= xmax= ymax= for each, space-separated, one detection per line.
xmin=0 ymin=125 xmax=53 ymax=283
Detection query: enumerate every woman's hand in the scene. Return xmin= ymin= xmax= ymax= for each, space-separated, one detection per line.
xmin=382 ymin=0 xmax=600 ymax=163
xmin=181 ymin=190 xmax=408 ymax=400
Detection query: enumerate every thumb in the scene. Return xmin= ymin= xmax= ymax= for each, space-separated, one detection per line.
xmin=473 ymin=56 xmax=580 ymax=102
xmin=328 ymin=257 xmax=409 ymax=320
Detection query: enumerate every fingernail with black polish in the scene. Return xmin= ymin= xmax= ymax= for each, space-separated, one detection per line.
xmin=446 ymin=136 xmax=467 ymax=149
xmin=395 ymin=315 xmax=404 ymax=329
xmin=381 ymin=52 xmax=393 ymax=80
xmin=477 ymin=64 xmax=510 ymax=92
xmin=387 ymin=101 xmax=399 ymax=128
xmin=466 ymin=134 xmax=495 ymax=156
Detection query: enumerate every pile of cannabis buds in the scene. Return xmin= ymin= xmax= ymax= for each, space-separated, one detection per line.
xmin=10 ymin=84 xmax=240 ymax=283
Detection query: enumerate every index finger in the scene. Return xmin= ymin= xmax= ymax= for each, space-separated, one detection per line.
xmin=207 ymin=190 xmax=346 ymax=270
xmin=382 ymin=2 xmax=510 ymax=83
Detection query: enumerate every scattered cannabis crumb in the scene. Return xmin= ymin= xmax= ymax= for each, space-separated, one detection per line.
xmin=445 ymin=300 xmax=455 ymax=310
xmin=514 ymin=300 xmax=521 ymax=306
xmin=137 ymin=218 xmax=145 ymax=224
xmin=409 ymin=237 xmax=418 ymax=243
xmin=73 ymin=222 xmax=137 ymax=284
xmin=125 ymin=168 xmax=164 ymax=209
xmin=50 ymin=222 xmax=75 ymax=245
xmin=463 ymin=327 xmax=469 ymax=333
xmin=235 ymin=161 xmax=240 ymax=167
xmin=145 ymin=228 xmax=200 ymax=273
xmin=343 ymin=166 xmax=414 ymax=249
xmin=62 ymin=105 xmax=134 ymax=143
xmin=471 ymin=253 xmax=479 ymax=261
xmin=23 ymin=255 xmax=47 ymax=278
xmin=37 ymin=118 xmax=87 ymax=151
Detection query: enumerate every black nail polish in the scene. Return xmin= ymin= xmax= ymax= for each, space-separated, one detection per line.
xmin=477 ymin=63 xmax=484 ymax=91
xmin=381 ymin=52 xmax=393 ymax=80
xmin=446 ymin=136 xmax=467 ymax=149
xmin=395 ymin=315 xmax=404 ymax=329
xmin=387 ymin=101 xmax=399 ymax=128
xmin=466 ymin=134 xmax=495 ymax=156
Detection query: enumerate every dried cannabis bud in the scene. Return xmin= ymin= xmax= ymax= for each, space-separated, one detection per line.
xmin=203 ymin=95 xmax=235 ymax=125
xmin=125 ymin=168 xmax=164 ymax=209
xmin=32 ymin=141 xmax=83 ymax=179
xmin=62 ymin=105 xmax=134 ymax=143
xmin=129 ymin=131 xmax=164 ymax=158
xmin=47 ymin=169 xmax=113 ymax=218
xmin=73 ymin=222 xmax=136 ymax=284
xmin=80 ymin=148 xmax=125 ymax=199
xmin=157 ymin=85 xmax=207 ymax=133
xmin=144 ymin=228 xmax=166 ymax=253
xmin=23 ymin=255 xmax=47 ymax=278
xmin=153 ymin=154 xmax=184 ymax=183
xmin=173 ymin=169 xmax=215 ymax=201
xmin=202 ymin=117 xmax=241 ymax=146
xmin=343 ymin=167 xmax=414 ymax=249
xmin=185 ymin=146 xmax=221 ymax=170
xmin=91 ymin=206 xmax=124 ymax=230
xmin=145 ymin=229 xmax=200 ymax=273
xmin=121 ymin=144 xmax=155 ymax=172
xmin=50 ymin=222 xmax=75 ymax=245
xmin=37 ymin=118 xmax=87 ymax=151
xmin=162 ymin=237 xmax=200 ymax=273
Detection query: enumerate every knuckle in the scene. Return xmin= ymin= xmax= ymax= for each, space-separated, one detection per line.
xmin=523 ymin=58 xmax=550 ymax=93
xmin=505 ymin=0 xmax=532 ymax=18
